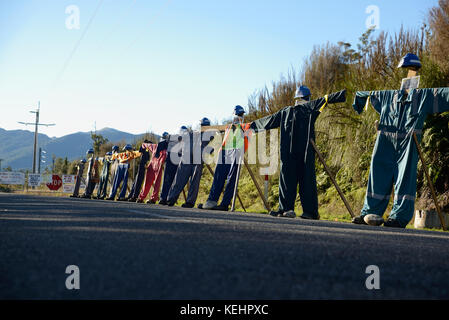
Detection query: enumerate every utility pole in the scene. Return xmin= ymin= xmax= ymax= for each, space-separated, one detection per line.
xmin=18 ymin=102 xmax=55 ymax=173
xmin=52 ymin=154 xmax=56 ymax=174
xmin=0 ymin=159 xmax=3 ymax=172
xmin=38 ymin=148 xmax=41 ymax=174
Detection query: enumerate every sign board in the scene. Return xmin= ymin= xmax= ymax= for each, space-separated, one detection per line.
xmin=0 ymin=172 xmax=25 ymax=185
xmin=62 ymin=175 xmax=76 ymax=193
xmin=28 ymin=174 xmax=43 ymax=187
xmin=401 ymin=75 xmax=420 ymax=91
xmin=62 ymin=175 xmax=76 ymax=184
xmin=63 ymin=184 xmax=75 ymax=193
xmin=41 ymin=174 xmax=52 ymax=184
xmin=46 ymin=175 xmax=63 ymax=191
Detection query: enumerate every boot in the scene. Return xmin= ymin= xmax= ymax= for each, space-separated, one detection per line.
xmin=212 ymin=204 xmax=228 ymax=212
xmin=269 ymin=210 xmax=284 ymax=217
xmin=181 ymin=202 xmax=194 ymax=208
xmin=352 ymin=215 xmax=367 ymax=225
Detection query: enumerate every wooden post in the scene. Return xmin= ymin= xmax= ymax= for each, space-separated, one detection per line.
xmin=243 ymin=158 xmax=271 ymax=212
xmin=201 ymin=124 xmax=228 ymax=133
xmin=230 ymin=151 xmax=243 ymax=212
xmin=310 ymin=139 xmax=356 ymax=218
xmin=407 ymin=69 xmax=417 ymax=80
xmin=127 ymin=175 xmax=131 ymax=193
xmin=107 ymin=174 xmax=112 ymax=196
xmin=413 ymin=133 xmax=447 ymax=231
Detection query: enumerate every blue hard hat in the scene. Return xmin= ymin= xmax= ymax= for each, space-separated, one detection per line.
xmin=234 ymin=105 xmax=245 ymax=116
xmin=295 ymin=85 xmax=311 ymax=100
xmin=179 ymin=126 xmax=188 ymax=134
xmin=106 ymin=151 xmax=112 ymax=156
xmin=397 ymin=53 xmax=422 ymax=69
xmin=81 ymin=158 xmax=87 ymax=163
xmin=112 ymin=145 xmax=119 ymax=152
xmin=200 ymin=117 xmax=211 ymax=126
xmin=123 ymin=144 xmax=133 ymax=151
xmin=162 ymin=132 xmax=169 ymax=140
xmin=86 ymin=148 xmax=94 ymax=154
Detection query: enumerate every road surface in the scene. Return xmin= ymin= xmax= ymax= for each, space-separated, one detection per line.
xmin=1 ymin=193 xmax=449 ymax=299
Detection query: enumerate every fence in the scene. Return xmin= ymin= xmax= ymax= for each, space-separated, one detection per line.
xmin=0 ymin=172 xmax=77 ymax=193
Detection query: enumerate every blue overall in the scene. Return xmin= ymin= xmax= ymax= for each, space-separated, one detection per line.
xmin=159 ymin=136 xmax=181 ymax=202
xmin=168 ymin=131 xmax=213 ymax=205
xmin=83 ymin=157 xmax=96 ymax=197
xmin=206 ymin=123 xmax=250 ymax=209
xmin=353 ymin=88 xmax=449 ymax=227
xmin=108 ymin=163 xmax=130 ymax=200
xmin=207 ymin=148 xmax=242 ymax=208
xmin=251 ymin=90 xmax=346 ymax=217
xmin=71 ymin=162 xmax=85 ymax=198
xmin=127 ymin=144 xmax=150 ymax=199
xmin=96 ymin=158 xmax=112 ymax=199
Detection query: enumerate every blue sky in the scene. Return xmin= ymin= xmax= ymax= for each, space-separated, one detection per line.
xmin=0 ymin=0 xmax=437 ymax=138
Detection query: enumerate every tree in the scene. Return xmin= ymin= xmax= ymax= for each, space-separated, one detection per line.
xmin=428 ymin=0 xmax=449 ymax=81
xmin=91 ymin=132 xmax=109 ymax=154
xmin=51 ymin=157 xmax=71 ymax=174
xmin=52 ymin=154 xmax=56 ymax=173
xmin=62 ymin=157 xmax=69 ymax=174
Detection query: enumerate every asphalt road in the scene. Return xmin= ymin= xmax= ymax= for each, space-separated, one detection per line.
xmin=1 ymin=193 xmax=449 ymax=300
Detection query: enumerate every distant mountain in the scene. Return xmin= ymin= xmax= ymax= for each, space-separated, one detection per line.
xmin=0 ymin=127 xmax=152 ymax=170
xmin=0 ymin=128 xmax=52 ymax=171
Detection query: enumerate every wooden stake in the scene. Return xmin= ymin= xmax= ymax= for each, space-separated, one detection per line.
xmin=310 ymin=139 xmax=356 ymax=218
xmin=413 ymin=133 xmax=447 ymax=231
xmin=243 ymin=158 xmax=271 ymax=212
xmin=407 ymin=69 xmax=417 ymax=78
xmin=200 ymin=124 xmax=228 ymax=133
xmin=230 ymin=152 xmax=243 ymax=212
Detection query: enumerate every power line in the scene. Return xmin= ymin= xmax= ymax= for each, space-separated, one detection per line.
xmin=123 ymin=0 xmax=172 ymax=52
xmin=97 ymin=0 xmax=137 ymax=51
xmin=54 ymin=0 xmax=105 ymax=84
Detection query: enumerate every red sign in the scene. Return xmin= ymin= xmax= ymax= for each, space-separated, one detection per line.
xmin=47 ymin=175 xmax=62 ymax=191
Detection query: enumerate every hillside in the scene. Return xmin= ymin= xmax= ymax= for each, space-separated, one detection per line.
xmin=0 ymin=127 xmax=147 ymax=170
xmin=0 ymin=128 xmax=52 ymax=170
